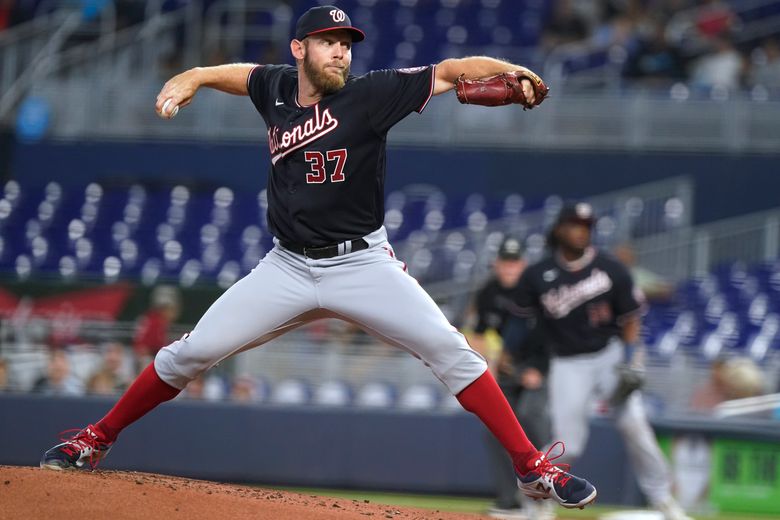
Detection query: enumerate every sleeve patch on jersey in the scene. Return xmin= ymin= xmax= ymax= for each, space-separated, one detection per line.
xmin=397 ymin=66 xmax=428 ymax=74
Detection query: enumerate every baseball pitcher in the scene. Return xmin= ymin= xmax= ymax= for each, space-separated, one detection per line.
xmin=40 ymin=5 xmax=595 ymax=510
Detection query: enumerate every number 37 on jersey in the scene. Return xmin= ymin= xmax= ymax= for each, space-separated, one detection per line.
xmin=304 ymin=148 xmax=348 ymax=184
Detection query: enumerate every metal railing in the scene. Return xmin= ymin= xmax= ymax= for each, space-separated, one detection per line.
xmin=632 ymin=209 xmax=780 ymax=280
xmin=714 ymin=393 xmax=780 ymax=418
xmin=404 ymin=177 xmax=693 ymax=305
xmin=2 ymin=1 xmax=780 ymax=150
xmin=2 ymin=316 xmax=776 ymax=416
xmin=0 ymin=0 xmax=292 ymax=127
xmin=14 ymin=81 xmax=780 ymax=153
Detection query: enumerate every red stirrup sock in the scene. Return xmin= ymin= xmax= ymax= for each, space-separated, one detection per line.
xmin=95 ymin=362 xmax=181 ymax=442
xmin=456 ymin=370 xmax=541 ymax=474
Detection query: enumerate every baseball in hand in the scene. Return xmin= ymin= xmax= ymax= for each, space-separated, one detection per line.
xmin=160 ymin=98 xmax=179 ymax=119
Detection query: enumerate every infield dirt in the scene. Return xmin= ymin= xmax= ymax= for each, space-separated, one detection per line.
xmin=0 ymin=465 xmax=488 ymax=519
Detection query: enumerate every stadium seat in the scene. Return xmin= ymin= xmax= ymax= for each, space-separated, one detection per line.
xmin=700 ymin=312 xmax=741 ymax=361
xmin=270 ymin=378 xmax=311 ymax=406
xmin=312 ymin=380 xmax=352 ymax=407
xmin=746 ymin=313 xmax=780 ymax=363
xmin=354 ymin=382 xmax=396 ymax=408
xmin=398 ymin=384 xmax=440 ymax=411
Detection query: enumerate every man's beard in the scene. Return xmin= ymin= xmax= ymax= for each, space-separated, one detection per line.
xmin=304 ymin=55 xmax=349 ymax=94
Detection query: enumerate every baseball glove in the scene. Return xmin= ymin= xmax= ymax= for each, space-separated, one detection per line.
xmin=455 ymin=70 xmax=549 ymax=109
xmin=609 ymin=363 xmax=645 ymax=406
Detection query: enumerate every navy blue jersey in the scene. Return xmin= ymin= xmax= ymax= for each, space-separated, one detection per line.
xmin=247 ymin=64 xmax=435 ymax=246
xmin=473 ymin=277 xmax=550 ymax=375
xmin=514 ymin=249 xmax=640 ymax=357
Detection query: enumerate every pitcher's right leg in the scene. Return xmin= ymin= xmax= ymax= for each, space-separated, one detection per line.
xmin=41 ymin=248 xmax=317 ymax=470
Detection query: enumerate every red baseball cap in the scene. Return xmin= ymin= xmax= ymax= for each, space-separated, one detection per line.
xmin=295 ymin=5 xmax=365 ymax=42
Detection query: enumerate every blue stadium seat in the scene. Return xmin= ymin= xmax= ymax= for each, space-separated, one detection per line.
xmin=699 ymin=312 xmax=742 ymax=361
xmin=745 ymin=313 xmax=780 ymax=364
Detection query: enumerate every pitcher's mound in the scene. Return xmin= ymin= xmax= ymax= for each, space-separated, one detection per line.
xmin=0 ymin=465 xmax=486 ymax=520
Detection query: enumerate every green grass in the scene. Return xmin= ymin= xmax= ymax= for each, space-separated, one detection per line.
xmin=269 ymin=486 xmax=780 ymax=520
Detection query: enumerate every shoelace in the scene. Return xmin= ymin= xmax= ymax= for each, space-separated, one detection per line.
xmin=58 ymin=427 xmax=105 ymax=469
xmin=534 ymin=441 xmax=572 ymax=488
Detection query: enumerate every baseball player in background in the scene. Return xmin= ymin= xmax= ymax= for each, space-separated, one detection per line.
xmin=39 ymin=5 xmax=597 ymax=509
xmin=512 ymin=203 xmax=692 ymax=520
xmin=469 ymin=238 xmax=553 ymax=519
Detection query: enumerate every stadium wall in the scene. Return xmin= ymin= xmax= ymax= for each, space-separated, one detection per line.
xmin=9 ymin=140 xmax=780 ymax=225
xmin=0 ymin=394 xmax=643 ymax=505
xmin=3 ymin=395 xmax=779 ymax=508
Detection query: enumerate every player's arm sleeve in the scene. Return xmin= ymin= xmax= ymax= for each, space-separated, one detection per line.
xmin=512 ymin=325 xmax=550 ymax=375
xmin=612 ymin=262 xmax=642 ymax=323
xmin=500 ymin=273 xmax=539 ymax=360
xmin=472 ymin=287 xmax=491 ymax=334
xmin=246 ymin=64 xmax=285 ymax=114
xmin=365 ymin=66 xmax=436 ymax=134
xmin=511 ymin=270 xmax=538 ymax=317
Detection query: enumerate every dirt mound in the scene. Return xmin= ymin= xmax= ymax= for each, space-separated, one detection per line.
xmin=0 ymin=465 xmax=487 ymax=520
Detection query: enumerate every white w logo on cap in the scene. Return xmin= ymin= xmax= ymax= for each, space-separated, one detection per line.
xmin=330 ymin=9 xmax=346 ymax=22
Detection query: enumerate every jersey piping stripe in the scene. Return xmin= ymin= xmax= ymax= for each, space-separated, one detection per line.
xmin=247 ymin=65 xmax=262 ymax=93
xmin=417 ymin=64 xmax=436 ymax=114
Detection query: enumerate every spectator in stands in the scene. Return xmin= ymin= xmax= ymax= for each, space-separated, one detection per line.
xmin=694 ymin=0 xmax=737 ymax=41
xmin=181 ymin=374 xmax=226 ymax=401
xmin=750 ymin=38 xmax=780 ymax=89
xmin=0 ymin=0 xmax=34 ymax=30
xmin=591 ymin=11 xmax=639 ymax=51
xmin=689 ymin=357 xmax=729 ymax=411
xmin=0 ymin=357 xmax=9 ymax=392
xmin=689 ymin=32 xmax=744 ymax=90
xmin=32 ymin=350 xmax=85 ymax=396
xmin=624 ymin=19 xmax=686 ymax=86
xmin=230 ymin=375 xmax=260 ymax=403
xmin=86 ymin=343 xmax=131 ymax=396
xmin=86 ymin=370 xmax=119 ymax=396
xmin=691 ymin=357 xmax=766 ymax=412
xmin=181 ymin=374 xmax=206 ymax=400
xmin=115 ymin=0 xmax=146 ymax=31
xmin=468 ymin=237 xmax=551 ymax=519
xmin=614 ymin=243 xmax=675 ymax=303
xmin=720 ymin=357 xmax=766 ymax=400
xmin=542 ymin=0 xmax=590 ymax=51
xmin=133 ymin=285 xmax=181 ymax=371
xmin=104 ymin=342 xmax=131 ymax=384
xmin=0 ymin=0 xmax=13 ymax=30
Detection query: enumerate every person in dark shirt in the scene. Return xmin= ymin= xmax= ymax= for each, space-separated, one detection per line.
xmin=624 ymin=20 xmax=686 ymax=86
xmin=132 ymin=286 xmax=181 ymax=372
xmin=514 ymin=202 xmax=691 ymax=520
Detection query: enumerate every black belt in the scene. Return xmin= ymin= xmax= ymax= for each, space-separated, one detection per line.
xmin=280 ymin=238 xmax=369 ymax=259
